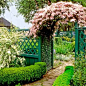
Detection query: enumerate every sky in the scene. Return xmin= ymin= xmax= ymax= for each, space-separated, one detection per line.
xmin=0 ymin=4 xmax=32 ymax=29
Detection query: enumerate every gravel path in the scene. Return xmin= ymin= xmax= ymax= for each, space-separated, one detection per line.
xmin=22 ymin=60 xmax=74 ymax=86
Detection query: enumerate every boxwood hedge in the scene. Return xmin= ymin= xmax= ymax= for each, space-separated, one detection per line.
xmin=0 ymin=62 xmax=46 ymax=86
xmin=53 ymin=66 xmax=74 ymax=86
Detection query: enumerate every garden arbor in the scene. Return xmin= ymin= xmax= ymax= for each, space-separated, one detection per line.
xmin=19 ymin=1 xmax=86 ymax=70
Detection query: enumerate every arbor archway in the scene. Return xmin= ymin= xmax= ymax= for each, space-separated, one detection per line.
xmin=28 ymin=1 xmax=86 ymax=69
xmin=29 ymin=1 xmax=86 ymax=37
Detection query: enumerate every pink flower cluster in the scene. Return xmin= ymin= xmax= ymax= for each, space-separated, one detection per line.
xmin=29 ymin=1 xmax=86 ymax=37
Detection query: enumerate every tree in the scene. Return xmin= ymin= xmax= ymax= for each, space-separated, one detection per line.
xmin=0 ymin=0 xmax=13 ymax=15
xmin=16 ymin=0 xmax=86 ymax=22
xmin=29 ymin=1 xmax=86 ymax=38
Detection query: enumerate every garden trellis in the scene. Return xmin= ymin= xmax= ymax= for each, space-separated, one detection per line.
xmin=17 ymin=1 xmax=86 ymax=69
xmin=55 ymin=30 xmax=74 ymax=38
xmin=75 ymin=22 xmax=86 ymax=59
xmin=17 ymin=29 xmax=53 ymax=70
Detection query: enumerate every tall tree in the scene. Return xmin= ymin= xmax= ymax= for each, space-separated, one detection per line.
xmin=16 ymin=0 xmax=86 ymax=22
xmin=0 ymin=0 xmax=13 ymax=15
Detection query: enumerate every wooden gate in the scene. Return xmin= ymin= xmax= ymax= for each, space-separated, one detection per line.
xmin=75 ymin=22 xmax=86 ymax=59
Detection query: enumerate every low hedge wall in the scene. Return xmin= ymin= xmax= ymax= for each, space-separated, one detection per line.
xmin=0 ymin=62 xmax=46 ymax=86
xmin=53 ymin=66 xmax=74 ymax=86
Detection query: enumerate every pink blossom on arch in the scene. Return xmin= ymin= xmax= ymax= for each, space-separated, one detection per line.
xmin=50 ymin=16 xmax=54 ymax=20
xmin=70 ymin=19 xmax=76 ymax=22
xmin=39 ymin=21 xmax=42 ymax=25
xmin=29 ymin=1 xmax=86 ymax=37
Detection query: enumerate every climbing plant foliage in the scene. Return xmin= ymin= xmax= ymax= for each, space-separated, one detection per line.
xmin=29 ymin=1 xmax=86 ymax=38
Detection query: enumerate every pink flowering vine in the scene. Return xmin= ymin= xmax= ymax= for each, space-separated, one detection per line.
xmin=29 ymin=1 xmax=86 ymax=37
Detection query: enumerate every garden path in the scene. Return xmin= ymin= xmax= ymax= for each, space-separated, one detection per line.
xmin=22 ymin=60 xmax=74 ymax=86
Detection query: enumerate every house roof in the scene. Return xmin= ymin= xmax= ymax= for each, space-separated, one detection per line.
xmin=0 ymin=17 xmax=13 ymax=27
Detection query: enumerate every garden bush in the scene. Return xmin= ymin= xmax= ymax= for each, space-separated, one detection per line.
xmin=0 ymin=28 xmax=25 ymax=68
xmin=53 ymin=66 xmax=74 ymax=86
xmin=72 ymin=58 xmax=86 ymax=86
xmin=54 ymin=37 xmax=62 ymax=44
xmin=35 ymin=62 xmax=46 ymax=75
xmin=62 ymin=36 xmax=75 ymax=42
xmin=0 ymin=62 xmax=46 ymax=86
xmin=54 ymin=40 xmax=75 ymax=55
xmin=62 ymin=36 xmax=71 ymax=42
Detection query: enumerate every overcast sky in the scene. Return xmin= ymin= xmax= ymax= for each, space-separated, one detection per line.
xmin=0 ymin=4 xmax=32 ymax=29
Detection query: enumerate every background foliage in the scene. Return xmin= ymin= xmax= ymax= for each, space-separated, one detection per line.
xmin=16 ymin=0 xmax=86 ymax=22
xmin=0 ymin=0 xmax=13 ymax=15
xmin=54 ymin=37 xmax=75 ymax=55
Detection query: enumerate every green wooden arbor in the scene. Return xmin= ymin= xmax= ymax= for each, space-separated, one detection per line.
xmin=75 ymin=22 xmax=86 ymax=59
xmin=17 ymin=22 xmax=86 ymax=70
xmin=17 ymin=29 xmax=53 ymax=70
xmin=55 ymin=30 xmax=74 ymax=38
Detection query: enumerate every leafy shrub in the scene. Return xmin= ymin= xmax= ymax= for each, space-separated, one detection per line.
xmin=72 ymin=58 xmax=86 ymax=86
xmin=62 ymin=36 xmax=71 ymax=42
xmin=15 ymin=83 xmax=21 ymax=86
xmin=54 ymin=41 xmax=75 ymax=55
xmin=71 ymin=37 xmax=75 ymax=42
xmin=0 ymin=28 xmax=25 ymax=68
xmin=0 ymin=62 xmax=46 ymax=86
xmin=9 ymin=57 xmax=26 ymax=67
xmin=54 ymin=37 xmax=62 ymax=44
xmin=35 ymin=62 xmax=46 ymax=75
xmin=62 ymin=36 xmax=75 ymax=42
xmin=53 ymin=66 xmax=74 ymax=86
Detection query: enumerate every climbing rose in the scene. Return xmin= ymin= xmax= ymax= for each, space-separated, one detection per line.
xmin=29 ymin=1 xmax=86 ymax=37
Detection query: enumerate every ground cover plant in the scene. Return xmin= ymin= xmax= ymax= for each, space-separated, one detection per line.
xmin=0 ymin=28 xmax=25 ymax=68
xmin=0 ymin=62 xmax=46 ymax=86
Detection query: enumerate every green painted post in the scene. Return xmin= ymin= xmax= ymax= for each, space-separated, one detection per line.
xmin=75 ymin=22 xmax=79 ymax=60
xmin=51 ymin=36 xmax=53 ymax=68
xmin=71 ymin=31 xmax=73 ymax=38
xmin=38 ymin=37 xmax=41 ymax=62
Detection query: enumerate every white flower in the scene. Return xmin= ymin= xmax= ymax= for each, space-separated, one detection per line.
xmin=7 ymin=50 xmax=11 ymax=54
xmin=11 ymin=45 xmax=16 ymax=49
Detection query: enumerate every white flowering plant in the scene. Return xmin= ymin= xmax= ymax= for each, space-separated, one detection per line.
xmin=0 ymin=28 xmax=26 ymax=68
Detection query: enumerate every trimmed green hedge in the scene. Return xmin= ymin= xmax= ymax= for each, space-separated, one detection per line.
xmin=53 ymin=66 xmax=74 ymax=86
xmin=35 ymin=62 xmax=46 ymax=75
xmin=0 ymin=62 xmax=46 ymax=86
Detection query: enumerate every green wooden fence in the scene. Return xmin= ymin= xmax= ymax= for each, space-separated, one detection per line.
xmin=55 ymin=30 xmax=74 ymax=38
xmin=18 ymin=37 xmax=41 ymax=66
xmin=17 ymin=29 xmax=53 ymax=70
xmin=75 ymin=22 xmax=86 ymax=59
